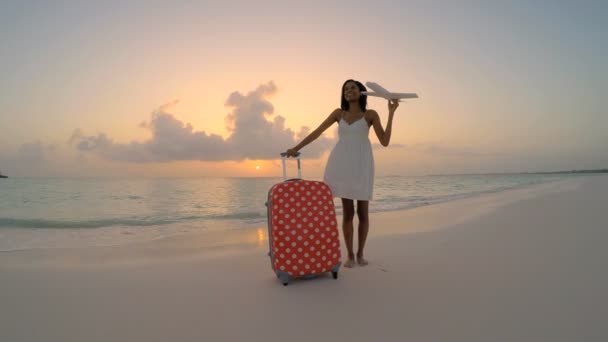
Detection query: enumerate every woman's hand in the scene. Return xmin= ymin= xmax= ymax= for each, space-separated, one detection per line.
xmin=388 ymin=99 xmax=400 ymax=114
xmin=285 ymin=147 xmax=299 ymax=157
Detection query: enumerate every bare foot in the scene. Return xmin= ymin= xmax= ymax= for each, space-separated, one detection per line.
xmin=356 ymin=254 xmax=369 ymax=266
xmin=343 ymin=258 xmax=355 ymax=268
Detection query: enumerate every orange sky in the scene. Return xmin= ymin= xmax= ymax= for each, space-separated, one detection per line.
xmin=1 ymin=1 xmax=606 ymax=177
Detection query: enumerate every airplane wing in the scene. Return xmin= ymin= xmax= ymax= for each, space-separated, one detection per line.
xmin=365 ymin=82 xmax=390 ymax=96
xmin=362 ymin=81 xmax=419 ymax=101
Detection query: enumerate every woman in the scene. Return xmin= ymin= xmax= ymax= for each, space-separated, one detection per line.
xmin=285 ymin=79 xmax=399 ymax=268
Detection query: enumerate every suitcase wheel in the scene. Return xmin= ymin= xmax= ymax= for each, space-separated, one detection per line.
xmin=332 ymin=271 xmax=338 ymax=279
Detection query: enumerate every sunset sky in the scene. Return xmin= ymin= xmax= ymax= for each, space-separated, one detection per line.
xmin=1 ymin=0 xmax=606 ymax=177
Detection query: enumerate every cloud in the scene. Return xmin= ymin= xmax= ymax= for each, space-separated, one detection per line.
xmin=69 ymin=81 xmax=335 ymax=162
xmin=17 ymin=141 xmax=46 ymax=163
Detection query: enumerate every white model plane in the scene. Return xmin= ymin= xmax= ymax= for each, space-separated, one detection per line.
xmin=362 ymin=82 xmax=418 ymax=102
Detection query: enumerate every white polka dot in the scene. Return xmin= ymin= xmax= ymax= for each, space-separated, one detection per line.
xmin=292 ymin=254 xmax=297 ymax=259
xmin=286 ymin=260 xmax=291 ymax=265
xmin=305 ymin=264 xmax=310 ymax=269
xmin=316 ymin=263 xmax=321 ymax=268
xmin=280 ymin=266 xmax=285 ymax=270
xmin=279 ymin=242 xmax=284 ymax=247
xmin=286 ymin=248 xmax=290 ymax=253
xmin=298 ymin=259 xmax=303 ymax=264
xmin=297 ymin=236 xmax=302 ymax=241
xmin=311 ymin=258 xmax=316 ymax=263
xmin=280 ymin=253 xmax=284 ymax=258
xmin=291 ymin=242 xmax=296 ymax=247
xmin=285 ymin=236 xmax=290 ymax=241
xmin=326 ymin=238 xmax=331 ymax=243
xmin=304 ymin=253 xmax=309 ymax=257
xmin=297 ymin=248 xmax=302 ymax=252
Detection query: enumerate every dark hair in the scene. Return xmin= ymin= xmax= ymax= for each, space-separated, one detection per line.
xmin=340 ymin=79 xmax=367 ymax=112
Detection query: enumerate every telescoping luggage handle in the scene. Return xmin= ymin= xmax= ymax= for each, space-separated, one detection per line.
xmin=279 ymin=152 xmax=301 ymax=181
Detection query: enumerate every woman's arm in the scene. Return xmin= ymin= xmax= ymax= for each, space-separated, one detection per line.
xmin=370 ymin=99 xmax=399 ymax=147
xmin=285 ymin=108 xmax=341 ymax=157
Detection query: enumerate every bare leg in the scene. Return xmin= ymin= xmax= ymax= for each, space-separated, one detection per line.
xmin=356 ymin=200 xmax=369 ymax=266
xmin=341 ymin=198 xmax=355 ymax=268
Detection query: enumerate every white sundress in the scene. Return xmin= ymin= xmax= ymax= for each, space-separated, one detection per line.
xmin=323 ymin=112 xmax=375 ymax=201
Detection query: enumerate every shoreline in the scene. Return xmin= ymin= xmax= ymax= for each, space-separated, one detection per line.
xmin=0 ymin=174 xmax=582 ymax=253
xmin=0 ymin=175 xmax=588 ymax=268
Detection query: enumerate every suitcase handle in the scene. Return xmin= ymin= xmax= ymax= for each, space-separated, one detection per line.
xmin=279 ymin=152 xmax=301 ymax=181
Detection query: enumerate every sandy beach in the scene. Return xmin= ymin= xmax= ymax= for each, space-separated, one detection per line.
xmin=1 ymin=174 xmax=606 ymax=341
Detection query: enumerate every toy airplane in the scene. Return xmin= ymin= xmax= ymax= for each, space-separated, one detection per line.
xmin=362 ymin=82 xmax=418 ymax=102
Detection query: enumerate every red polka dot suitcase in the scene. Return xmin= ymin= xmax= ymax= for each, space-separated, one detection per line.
xmin=265 ymin=152 xmax=342 ymax=286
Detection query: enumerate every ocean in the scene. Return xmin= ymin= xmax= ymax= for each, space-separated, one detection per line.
xmin=0 ymin=174 xmax=578 ymax=251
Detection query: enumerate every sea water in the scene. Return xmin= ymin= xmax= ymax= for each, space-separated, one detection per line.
xmin=0 ymin=174 xmax=578 ymax=251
